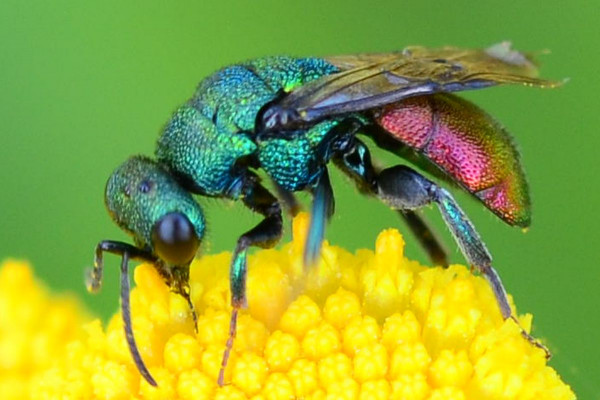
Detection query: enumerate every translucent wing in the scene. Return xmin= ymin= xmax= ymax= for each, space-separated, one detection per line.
xmin=265 ymin=42 xmax=561 ymax=129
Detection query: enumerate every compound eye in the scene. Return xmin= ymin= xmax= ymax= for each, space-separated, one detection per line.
xmin=139 ymin=179 xmax=154 ymax=194
xmin=151 ymin=212 xmax=199 ymax=265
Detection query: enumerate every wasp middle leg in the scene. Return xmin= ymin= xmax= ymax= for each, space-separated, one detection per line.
xmin=219 ymin=171 xmax=283 ymax=386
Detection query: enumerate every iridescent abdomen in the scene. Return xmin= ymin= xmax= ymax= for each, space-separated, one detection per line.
xmin=375 ymin=94 xmax=530 ymax=226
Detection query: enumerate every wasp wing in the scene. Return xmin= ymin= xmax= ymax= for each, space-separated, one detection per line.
xmin=269 ymin=42 xmax=561 ymax=129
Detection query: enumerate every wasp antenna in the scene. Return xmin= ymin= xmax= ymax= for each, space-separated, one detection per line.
xmin=218 ymin=307 xmax=239 ymax=386
xmin=86 ymin=242 xmax=107 ymax=293
xmin=120 ymin=251 xmax=158 ymax=387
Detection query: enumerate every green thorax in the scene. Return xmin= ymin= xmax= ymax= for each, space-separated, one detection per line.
xmin=157 ymin=56 xmax=339 ymax=197
xmin=190 ymin=56 xmax=338 ymax=133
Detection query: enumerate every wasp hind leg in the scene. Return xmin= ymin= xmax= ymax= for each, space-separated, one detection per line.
xmin=334 ymin=138 xmax=448 ymax=267
xmin=376 ymin=164 xmax=550 ymax=358
xmin=399 ymin=209 xmax=449 ymax=267
xmin=335 ymin=140 xmax=548 ymax=357
xmin=219 ymin=172 xmax=283 ymax=386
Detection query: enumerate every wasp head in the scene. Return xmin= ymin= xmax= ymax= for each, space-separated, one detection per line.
xmin=104 ymin=155 xmax=205 ymax=267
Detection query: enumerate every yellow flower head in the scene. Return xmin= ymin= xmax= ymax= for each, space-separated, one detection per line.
xmin=0 ymin=214 xmax=575 ymax=399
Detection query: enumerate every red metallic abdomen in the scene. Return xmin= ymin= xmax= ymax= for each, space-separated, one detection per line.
xmin=375 ymin=94 xmax=530 ymax=227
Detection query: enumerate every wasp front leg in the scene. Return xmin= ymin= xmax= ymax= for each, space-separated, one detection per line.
xmin=219 ymin=172 xmax=283 ymax=386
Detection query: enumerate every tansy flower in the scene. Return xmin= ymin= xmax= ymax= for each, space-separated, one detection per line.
xmin=0 ymin=214 xmax=575 ymax=399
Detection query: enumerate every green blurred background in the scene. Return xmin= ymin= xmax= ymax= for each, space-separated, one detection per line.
xmin=1 ymin=0 xmax=598 ymax=397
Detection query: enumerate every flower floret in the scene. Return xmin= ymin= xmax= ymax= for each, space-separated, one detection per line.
xmin=0 ymin=214 xmax=575 ymax=399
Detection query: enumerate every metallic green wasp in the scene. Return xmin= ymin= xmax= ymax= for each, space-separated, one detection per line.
xmin=86 ymin=42 xmax=560 ymax=386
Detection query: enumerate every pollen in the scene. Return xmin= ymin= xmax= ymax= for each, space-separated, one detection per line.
xmin=279 ymin=295 xmax=322 ymax=338
xmin=342 ymin=315 xmax=381 ymax=355
xmin=287 ymin=358 xmax=319 ymax=397
xmin=323 ymin=288 xmax=362 ymax=329
xmin=176 ymin=369 xmax=215 ymax=400
xmin=0 ymin=213 xmax=576 ymax=399
xmin=164 ymin=333 xmax=203 ymax=373
xmin=353 ymin=342 xmax=388 ymax=382
xmin=317 ymin=352 xmax=353 ymax=388
xmin=261 ymin=372 xmax=294 ymax=399
xmin=264 ymin=330 xmax=300 ymax=372
xmin=231 ymin=352 xmax=268 ymax=395
xmin=301 ymin=322 xmax=341 ymax=360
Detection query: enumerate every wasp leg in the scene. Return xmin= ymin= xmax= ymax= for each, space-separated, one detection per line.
xmin=272 ymin=180 xmax=302 ymax=217
xmin=219 ymin=173 xmax=283 ymax=386
xmin=334 ymin=141 xmax=546 ymax=355
xmin=334 ymin=139 xmax=448 ymax=266
xmin=305 ymin=169 xmax=335 ymax=267
xmin=87 ymin=241 xmax=158 ymax=386
xmin=302 ymin=119 xmax=364 ymax=267
xmin=376 ymin=165 xmax=550 ymax=357
xmin=399 ymin=210 xmax=449 ymax=267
